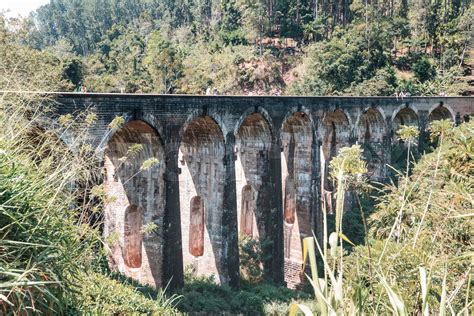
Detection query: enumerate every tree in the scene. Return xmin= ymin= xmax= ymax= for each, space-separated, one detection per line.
xmin=144 ymin=31 xmax=182 ymax=94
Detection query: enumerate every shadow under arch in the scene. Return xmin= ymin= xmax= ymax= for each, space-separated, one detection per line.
xmin=30 ymin=115 xmax=80 ymax=155
xmin=390 ymin=106 xmax=420 ymax=172
xmin=235 ymin=112 xmax=274 ymax=279
xmin=356 ymin=108 xmax=387 ymax=180
xmin=280 ymin=111 xmax=313 ymax=288
xmin=320 ymin=109 xmax=351 ymax=192
xmin=235 ymin=113 xmax=273 ymax=236
xmin=103 ymin=120 xmax=166 ymax=288
xmin=391 ymin=106 xmax=419 ymax=135
xmin=178 ymin=115 xmax=228 ymax=284
xmin=428 ymin=105 xmax=454 ymax=123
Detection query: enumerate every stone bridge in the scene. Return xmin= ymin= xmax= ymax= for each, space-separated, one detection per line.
xmin=50 ymin=93 xmax=472 ymax=289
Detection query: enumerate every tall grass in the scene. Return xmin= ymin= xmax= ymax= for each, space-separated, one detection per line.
xmin=0 ymin=91 xmax=180 ymax=314
xmin=292 ymin=121 xmax=473 ymax=315
xmin=0 ymin=91 xmax=101 ymax=313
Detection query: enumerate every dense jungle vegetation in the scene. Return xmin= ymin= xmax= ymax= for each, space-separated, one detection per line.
xmin=0 ymin=1 xmax=473 ymax=315
xmin=1 ymin=0 xmax=473 ymax=95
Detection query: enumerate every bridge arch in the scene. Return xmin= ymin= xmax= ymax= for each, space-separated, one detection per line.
xmin=235 ymin=112 xmax=273 ymax=242
xmin=356 ymin=108 xmax=387 ymax=179
xmin=320 ymin=109 xmax=351 ymax=158
xmin=391 ymin=106 xmax=419 ymax=134
xmin=318 ymin=109 xmax=351 ymax=222
xmin=178 ymin=115 xmax=226 ymax=283
xmin=180 ymin=111 xmax=228 ymax=145
xmin=34 ymin=116 xmax=78 ymax=150
xmin=428 ymin=104 xmax=455 ymax=122
xmin=103 ymin=119 xmax=166 ymax=288
xmin=280 ymin=111 xmax=314 ymax=287
xmin=234 ymin=107 xmax=275 ymax=139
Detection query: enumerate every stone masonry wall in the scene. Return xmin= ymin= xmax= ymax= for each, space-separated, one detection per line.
xmin=103 ymin=120 xmax=165 ymax=288
xmin=43 ymin=93 xmax=472 ymax=289
xmin=178 ymin=116 xmax=227 ymax=283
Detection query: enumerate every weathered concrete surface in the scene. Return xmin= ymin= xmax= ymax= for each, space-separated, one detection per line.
xmin=43 ymin=93 xmax=472 ymax=289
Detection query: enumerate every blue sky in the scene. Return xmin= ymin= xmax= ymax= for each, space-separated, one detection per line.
xmin=1 ymin=0 xmax=49 ymax=18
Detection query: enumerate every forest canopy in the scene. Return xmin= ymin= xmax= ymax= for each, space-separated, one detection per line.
xmin=1 ymin=0 xmax=473 ymax=95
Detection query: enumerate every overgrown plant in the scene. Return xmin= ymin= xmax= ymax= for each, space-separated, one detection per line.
xmin=292 ymin=122 xmax=473 ymax=314
xmin=0 ymin=91 xmax=176 ymax=313
xmin=291 ymin=145 xmax=367 ymax=315
xmin=0 ymin=92 xmax=101 ymax=313
xmin=238 ymin=236 xmax=273 ymax=283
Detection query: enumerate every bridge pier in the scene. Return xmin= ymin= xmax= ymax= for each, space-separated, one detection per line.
xmin=223 ymin=132 xmax=240 ymax=288
xmin=163 ymin=133 xmax=184 ymax=289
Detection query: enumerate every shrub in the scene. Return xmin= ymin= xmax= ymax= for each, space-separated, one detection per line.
xmin=177 ymin=273 xmax=307 ymax=315
xmin=239 ymin=236 xmax=274 ymax=283
xmin=68 ymin=272 xmax=179 ymax=314
xmin=413 ymin=57 xmax=437 ymax=82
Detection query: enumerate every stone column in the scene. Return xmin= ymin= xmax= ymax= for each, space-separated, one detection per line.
xmin=162 ymin=131 xmax=184 ymax=289
xmin=222 ymin=132 xmax=240 ymax=288
xmin=311 ymin=130 xmax=323 ymax=246
xmin=267 ymin=137 xmax=284 ymax=284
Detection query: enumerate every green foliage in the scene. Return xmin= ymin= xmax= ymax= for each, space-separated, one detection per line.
xmin=348 ymin=120 xmax=473 ymax=313
xmin=412 ymin=57 xmax=437 ymax=82
xmin=0 ymin=36 xmax=179 ymax=313
xmin=293 ymin=121 xmax=473 ymax=315
xmin=68 ymin=271 xmax=180 ymax=314
xmin=239 ymin=236 xmax=273 ymax=283
xmin=6 ymin=0 xmax=468 ymax=95
xmin=289 ymin=25 xmax=391 ymax=95
xmin=177 ymin=273 xmax=308 ymax=315
xmin=144 ymin=31 xmax=183 ymax=93
xmin=350 ymin=67 xmax=397 ymax=96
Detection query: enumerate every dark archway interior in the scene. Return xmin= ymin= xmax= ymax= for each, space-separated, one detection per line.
xmin=392 ymin=107 xmax=419 ymax=139
xmin=429 ymin=106 xmax=452 ymax=122
xmin=281 ymin=112 xmax=312 ymax=265
xmin=357 ymin=108 xmax=386 ymax=179
xmin=321 ymin=110 xmax=350 ymax=191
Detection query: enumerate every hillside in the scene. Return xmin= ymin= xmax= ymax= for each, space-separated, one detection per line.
xmin=1 ymin=0 xmax=472 ymax=96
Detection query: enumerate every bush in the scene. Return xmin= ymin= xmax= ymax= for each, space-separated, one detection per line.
xmin=239 ymin=236 xmax=274 ymax=283
xmin=346 ymin=120 xmax=473 ymax=313
xmin=68 ymin=272 xmax=179 ymax=314
xmin=0 ymin=94 xmax=99 ymax=313
xmin=413 ymin=57 xmax=437 ymax=82
xmin=349 ymin=67 xmax=397 ymax=96
xmin=177 ymin=273 xmax=308 ymax=315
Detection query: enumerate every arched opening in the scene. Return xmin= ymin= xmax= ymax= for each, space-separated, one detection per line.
xmin=391 ymin=108 xmax=420 ymax=172
xmin=320 ymin=110 xmax=350 ymax=214
xmin=429 ymin=106 xmax=452 ymax=122
xmin=123 ymin=205 xmax=143 ymax=268
xmin=281 ymin=112 xmax=313 ymax=287
xmin=392 ymin=107 xmax=419 ymax=139
xmin=179 ymin=116 xmax=225 ymax=281
xmin=283 ymin=178 xmax=296 ymax=225
xmin=235 ymin=113 xmax=272 ymax=240
xmin=240 ymin=185 xmax=255 ymax=236
xmin=357 ymin=108 xmax=386 ymax=179
xmin=104 ymin=120 xmax=165 ymax=287
xmin=321 ymin=110 xmax=351 ymax=177
xmin=189 ymin=196 xmax=205 ymax=257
